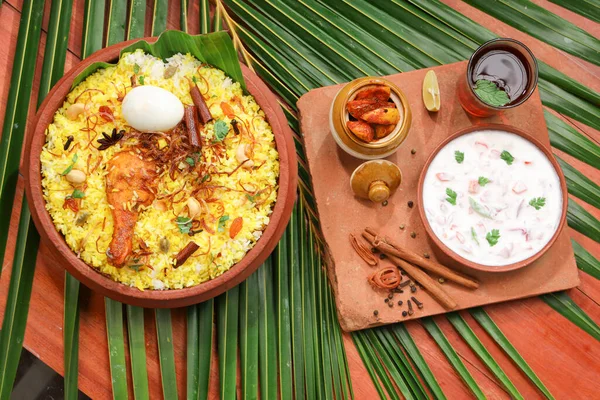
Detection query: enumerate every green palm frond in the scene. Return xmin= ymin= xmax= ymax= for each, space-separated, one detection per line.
xmin=557 ymin=156 xmax=600 ymax=209
xmin=567 ymin=199 xmax=600 ymax=243
xmin=447 ymin=313 xmax=523 ymax=399
xmin=422 ymin=318 xmax=486 ymax=399
xmin=465 ymin=0 xmax=600 ymax=66
xmin=151 ymin=0 xmax=168 ymax=36
xmin=217 ymin=286 xmax=240 ymax=399
xmin=127 ymin=0 xmax=146 ymax=40
xmin=572 ymin=239 xmax=600 ymax=279
xmin=0 ymin=0 xmax=44 ymax=265
xmin=155 ymin=309 xmax=178 ymax=399
xmin=470 ymin=308 xmax=554 ymax=398
xmin=548 ymin=0 xmax=600 ymax=23
xmin=106 ymin=0 xmax=127 ymax=47
xmin=239 ymin=272 xmax=260 ymax=398
xmin=126 ymin=306 xmax=149 ymax=399
xmin=541 ymin=292 xmax=600 ymax=340
xmin=105 ymin=299 xmax=128 ymax=399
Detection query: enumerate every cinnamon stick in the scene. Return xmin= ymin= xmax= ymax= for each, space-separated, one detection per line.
xmin=184 ymin=106 xmax=202 ymax=149
xmin=190 ymin=84 xmax=213 ymax=124
xmin=363 ymin=231 xmax=457 ymax=310
xmin=175 ymin=241 xmax=200 ymax=267
xmin=365 ymin=227 xmax=478 ymax=289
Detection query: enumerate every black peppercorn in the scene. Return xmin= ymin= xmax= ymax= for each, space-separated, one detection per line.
xmin=407 ymin=201 xmax=414 ymax=208
xmin=399 ymin=224 xmax=405 ymax=230
xmin=411 ymin=148 xmax=416 ymax=155
xmin=382 ymin=200 xmax=388 ymax=206
xmin=371 ymin=247 xmax=378 ymax=253
xmin=379 ymin=253 xmax=386 ymax=260
xmin=410 ymin=231 xmax=417 ymax=238
xmin=384 ymin=298 xmax=389 ymax=303
xmin=397 ymin=300 xmax=403 ymax=306
xmin=373 ymin=310 xmax=379 ymax=316
xmin=438 ymin=277 xmax=445 ymax=284
xmin=424 ymin=252 xmax=430 ymax=259
xmin=411 ymin=286 xmax=417 ymax=293
xmin=402 ymin=311 xmax=408 ymax=317
xmin=388 ymin=302 xmax=393 ymax=308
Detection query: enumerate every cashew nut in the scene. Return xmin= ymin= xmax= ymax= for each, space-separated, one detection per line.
xmin=66 ymin=103 xmax=85 ymax=120
xmin=65 ymin=169 xmax=87 ymax=184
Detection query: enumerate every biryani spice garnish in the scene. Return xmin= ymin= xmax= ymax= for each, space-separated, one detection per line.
xmin=175 ymin=241 xmax=200 ymax=267
xmin=97 ymin=128 xmax=125 ymax=150
xmin=369 ymin=266 xmax=401 ymax=290
xmin=350 ymin=233 xmax=378 ymax=266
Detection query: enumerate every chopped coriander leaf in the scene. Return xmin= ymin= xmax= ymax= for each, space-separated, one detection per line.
xmin=478 ymin=176 xmax=490 ymax=186
xmin=471 ymin=227 xmax=479 ymax=245
xmin=129 ymin=264 xmax=143 ymax=271
xmin=500 ymin=150 xmax=514 ymax=165
xmin=61 ymin=153 xmax=78 ymax=176
xmin=246 ymin=193 xmax=256 ymax=203
xmin=71 ymin=189 xmax=85 ymax=199
xmin=192 ymin=76 xmax=198 ymax=83
xmin=213 ymin=120 xmax=229 ymax=142
xmin=454 ymin=151 xmax=464 ymax=164
xmin=486 ymin=229 xmax=501 ymax=247
xmin=133 ymin=63 xmax=140 ymax=74
xmin=217 ymin=215 xmax=229 ymax=232
xmin=138 ymin=75 xmax=145 ymax=85
xmin=176 ymin=216 xmax=192 ymax=234
xmin=201 ymin=174 xmax=210 ymax=183
xmin=185 ymin=157 xmax=195 ymax=166
xmin=445 ymin=188 xmax=457 ymax=205
xmin=529 ymin=197 xmax=546 ymax=210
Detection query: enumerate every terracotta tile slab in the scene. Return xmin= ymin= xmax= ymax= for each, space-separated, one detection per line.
xmin=298 ymin=61 xmax=580 ymax=332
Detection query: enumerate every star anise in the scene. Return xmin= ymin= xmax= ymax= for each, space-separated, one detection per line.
xmin=97 ymin=128 xmax=125 ymax=150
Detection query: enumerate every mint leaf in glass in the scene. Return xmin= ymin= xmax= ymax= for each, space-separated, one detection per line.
xmin=473 ymin=79 xmax=510 ymax=107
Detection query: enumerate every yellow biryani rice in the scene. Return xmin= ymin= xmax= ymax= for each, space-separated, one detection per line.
xmin=40 ymin=50 xmax=279 ymax=290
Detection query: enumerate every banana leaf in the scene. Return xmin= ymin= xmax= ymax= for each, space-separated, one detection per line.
xmin=72 ymin=31 xmax=245 ymax=89
xmin=465 ymin=0 xmax=600 ymax=66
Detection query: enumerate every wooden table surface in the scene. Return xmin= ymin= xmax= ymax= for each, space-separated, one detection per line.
xmin=0 ymin=1 xmax=599 ymax=399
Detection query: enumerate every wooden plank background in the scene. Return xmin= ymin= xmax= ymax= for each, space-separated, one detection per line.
xmin=0 ymin=1 xmax=598 ymax=399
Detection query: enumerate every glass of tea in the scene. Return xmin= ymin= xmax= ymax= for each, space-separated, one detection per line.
xmin=457 ymin=38 xmax=538 ymax=117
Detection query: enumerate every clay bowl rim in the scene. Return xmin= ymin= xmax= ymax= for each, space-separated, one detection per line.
xmin=23 ymin=37 xmax=298 ymax=308
xmin=416 ymin=123 xmax=568 ymax=273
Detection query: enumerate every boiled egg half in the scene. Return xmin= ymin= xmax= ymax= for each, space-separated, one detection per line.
xmin=122 ymin=85 xmax=184 ymax=132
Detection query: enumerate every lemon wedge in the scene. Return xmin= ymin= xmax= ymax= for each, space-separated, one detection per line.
xmin=422 ymin=70 xmax=440 ymax=112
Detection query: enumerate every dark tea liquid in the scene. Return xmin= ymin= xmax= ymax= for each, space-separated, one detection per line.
xmin=470 ymin=49 xmax=529 ymax=104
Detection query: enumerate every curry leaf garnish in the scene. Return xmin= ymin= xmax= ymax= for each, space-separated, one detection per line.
xmin=71 ymin=189 xmax=85 ymax=199
xmin=61 ymin=153 xmax=78 ymax=176
xmin=185 ymin=157 xmax=195 ymax=166
xmin=471 ymin=227 xmax=479 ymax=245
xmin=529 ymin=197 xmax=546 ymax=210
xmin=176 ymin=216 xmax=192 ymax=234
xmin=213 ymin=120 xmax=229 ymax=142
xmin=200 ymin=174 xmax=210 ymax=183
xmin=486 ymin=229 xmax=501 ymax=247
xmin=473 ymin=79 xmax=510 ymax=107
xmin=455 ymin=151 xmax=464 ymax=164
xmin=133 ymin=63 xmax=140 ymax=74
xmin=469 ymin=197 xmax=493 ymax=219
xmin=217 ymin=215 xmax=230 ymax=232
xmin=445 ymin=188 xmax=457 ymax=205
xmin=138 ymin=75 xmax=145 ymax=85
xmin=246 ymin=193 xmax=257 ymax=203
xmin=478 ymin=176 xmax=490 ymax=186
xmin=500 ymin=150 xmax=514 ymax=165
